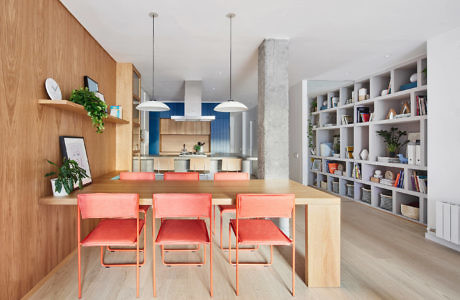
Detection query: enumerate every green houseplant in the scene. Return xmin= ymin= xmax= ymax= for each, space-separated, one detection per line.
xmin=70 ymin=87 xmax=108 ymax=133
xmin=45 ymin=159 xmax=88 ymax=196
xmin=376 ymin=127 xmax=409 ymax=157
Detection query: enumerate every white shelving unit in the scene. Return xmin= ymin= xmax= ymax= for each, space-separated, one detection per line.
xmin=307 ymin=55 xmax=428 ymax=225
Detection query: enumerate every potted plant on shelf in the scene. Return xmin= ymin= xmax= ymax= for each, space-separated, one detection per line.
xmin=70 ymin=87 xmax=108 ymax=133
xmin=376 ymin=127 xmax=409 ymax=157
xmin=310 ymin=100 xmax=317 ymax=113
xmin=194 ymin=142 xmax=205 ymax=153
xmin=45 ymin=159 xmax=88 ymax=196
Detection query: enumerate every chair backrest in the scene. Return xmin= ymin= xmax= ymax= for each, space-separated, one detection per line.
xmin=153 ymin=193 xmax=212 ymax=218
xmin=236 ymin=194 xmax=295 ymax=218
xmin=78 ymin=193 xmax=139 ymax=219
xmin=119 ymin=172 xmax=155 ymax=181
xmin=164 ymin=172 xmax=199 ymax=181
xmin=214 ymin=172 xmax=249 ymax=181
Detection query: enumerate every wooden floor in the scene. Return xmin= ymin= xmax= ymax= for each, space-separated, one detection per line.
xmin=25 ymin=199 xmax=460 ymax=300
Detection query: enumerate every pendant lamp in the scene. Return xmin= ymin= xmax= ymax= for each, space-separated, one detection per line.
xmin=214 ymin=13 xmax=248 ymax=113
xmin=137 ymin=12 xmax=170 ymax=112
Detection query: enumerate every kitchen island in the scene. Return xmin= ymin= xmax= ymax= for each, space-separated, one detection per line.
xmin=133 ymin=153 xmax=258 ymax=177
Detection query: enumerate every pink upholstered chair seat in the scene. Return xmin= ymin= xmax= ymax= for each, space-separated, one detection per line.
xmin=156 ymin=219 xmax=210 ymax=245
xmin=229 ymin=219 xmax=292 ymax=245
xmin=81 ymin=219 xmax=145 ymax=247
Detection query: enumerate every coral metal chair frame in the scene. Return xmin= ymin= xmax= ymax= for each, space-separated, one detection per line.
xmin=152 ymin=193 xmax=213 ymax=297
xmin=213 ymin=172 xmax=258 ymax=253
xmin=104 ymin=172 xmax=155 ymax=266
xmin=163 ymin=171 xmax=200 ymax=181
xmin=77 ymin=193 xmax=143 ymax=298
xmin=229 ymin=194 xmax=296 ymax=296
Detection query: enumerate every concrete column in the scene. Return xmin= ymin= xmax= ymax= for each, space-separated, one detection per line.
xmin=257 ymin=39 xmax=290 ymax=234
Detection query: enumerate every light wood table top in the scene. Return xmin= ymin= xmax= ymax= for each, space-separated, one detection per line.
xmin=39 ymin=171 xmax=340 ymax=206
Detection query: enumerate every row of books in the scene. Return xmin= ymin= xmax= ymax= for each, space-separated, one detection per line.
xmin=411 ymin=171 xmax=427 ymax=193
xmin=394 ymin=170 xmax=404 ymax=188
xmin=416 ymin=96 xmax=427 ymax=116
xmin=353 ymin=163 xmax=361 ymax=179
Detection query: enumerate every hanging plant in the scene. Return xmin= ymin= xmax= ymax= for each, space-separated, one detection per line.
xmin=70 ymin=87 xmax=108 ymax=133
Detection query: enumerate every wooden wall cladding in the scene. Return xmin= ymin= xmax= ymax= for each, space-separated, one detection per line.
xmin=0 ymin=1 xmax=117 ymax=299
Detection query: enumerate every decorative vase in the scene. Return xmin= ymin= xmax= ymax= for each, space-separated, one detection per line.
xmin=389 ymin=151 xmax=396 ymax=158
xmin=360 ymin=149 xmax=369 ymax=160
xmin=50 ymin=178 xmax=69 ymax=197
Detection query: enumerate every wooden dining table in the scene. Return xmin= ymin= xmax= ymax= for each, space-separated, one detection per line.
xmin=39 ymin=171 xmax=341 ymax=288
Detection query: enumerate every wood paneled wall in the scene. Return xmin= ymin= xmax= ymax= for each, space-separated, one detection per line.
xmin=0 ymin=1 xmax=118 ymax=299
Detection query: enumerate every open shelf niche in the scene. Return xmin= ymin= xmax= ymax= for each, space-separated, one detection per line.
xmin=305 ymin=54 xmax=428 ymax=225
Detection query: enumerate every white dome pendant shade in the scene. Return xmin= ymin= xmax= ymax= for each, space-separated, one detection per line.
xmin=214 ymin=13 xmax=247 ymax=113
xmin=136 ymin=12 xmax=170 ymax=112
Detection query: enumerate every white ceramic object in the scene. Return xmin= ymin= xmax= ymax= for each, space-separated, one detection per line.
xmin=360 ymin=149 xmax=369 ymax=160
xmin=45 ymin=78 xmax=62 ymax=100
xmin=381 ymin=89 xmax=389 ymax=96
xmin=50 ymin=178 xmax=69 ymax=197
xmin=410 ymin=73 xmax=417 ymax=83
xmin=320 ymin=143 xmax=332 ymax=157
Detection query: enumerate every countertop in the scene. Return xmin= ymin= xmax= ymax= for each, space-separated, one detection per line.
xmin=133 ymin=153 xmax=258 ymax=161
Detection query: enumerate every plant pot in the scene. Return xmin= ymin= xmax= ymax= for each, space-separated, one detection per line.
xmin=50 ymin=178 xmax=69 ymax=197
xmin=388 ymin=151 xmax=396 ymax=158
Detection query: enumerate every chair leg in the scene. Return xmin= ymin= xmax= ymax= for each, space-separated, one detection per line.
xmin=292 ymin=242 xmax=295 ymax=296
xmin=236 ymin=235 xmax=239 ymax=296
xmin=100 ymin=246 xmax=145 ymax=267
xmin=161 ymin=244 xmax=206 ymax=266
xmin=78 ymin=244 xmax=81 ymax=299
xmin=153 ymin=215 xmax=156 ymax=297
xmin=210 ymin=228 xmax=213 ymax=297
xmin=136 ymin=237 xmax=140 ymax=298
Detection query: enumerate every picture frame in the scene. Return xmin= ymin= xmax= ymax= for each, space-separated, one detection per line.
xmin=84 ymin=76 xmax=99 ymax=92
xmin=59 ymin=136 xmax=92 ymax=188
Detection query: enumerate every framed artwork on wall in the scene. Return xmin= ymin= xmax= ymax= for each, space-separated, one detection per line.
xmin=84 ymin=76 xmax=99 ymax=92
xmin=59 ymin=136 xmax=92 ymax=187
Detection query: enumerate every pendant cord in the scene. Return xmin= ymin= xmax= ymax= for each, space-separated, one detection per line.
xmin=152 ymin=15 xmax=155 ymax=101
xmin=229 ymin=16 xmax=232 ymax=101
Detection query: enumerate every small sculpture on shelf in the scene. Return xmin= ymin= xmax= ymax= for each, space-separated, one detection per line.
xmin=397 ymin=154 xmax=408 ymax=164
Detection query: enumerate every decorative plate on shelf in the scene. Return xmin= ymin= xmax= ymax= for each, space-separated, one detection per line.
xmin=45 ymin=78 xmax=62 ymax=100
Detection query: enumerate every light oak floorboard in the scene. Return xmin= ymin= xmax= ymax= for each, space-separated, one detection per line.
xmin=25 ymin=199 xmax=460 ymax=300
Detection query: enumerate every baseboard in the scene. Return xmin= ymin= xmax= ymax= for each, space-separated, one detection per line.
xmin=21 ymin=249 xmax=77 ymax=300
xmin=425 ymin=231 xmax=460 ymax=252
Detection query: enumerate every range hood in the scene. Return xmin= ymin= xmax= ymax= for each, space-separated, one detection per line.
xmin=171 ymin=81 xmax=215 ymax=121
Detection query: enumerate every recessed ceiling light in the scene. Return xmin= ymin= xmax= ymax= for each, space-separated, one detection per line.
xmin=212 ymin=87 xmax=216 ymax=90
xmin=384 ymin=54 xmax=391 ymax=58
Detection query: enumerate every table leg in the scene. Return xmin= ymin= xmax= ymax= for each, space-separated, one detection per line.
xmin=304 ymin=203 xmax=340 ymax=287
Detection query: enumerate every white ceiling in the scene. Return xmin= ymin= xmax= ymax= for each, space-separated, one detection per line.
xmin=60 ymin=0 xmax=460 ymax=108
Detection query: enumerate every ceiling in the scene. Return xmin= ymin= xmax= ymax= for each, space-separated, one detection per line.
xmin=60 ymin=0 xmax=460 ymax=108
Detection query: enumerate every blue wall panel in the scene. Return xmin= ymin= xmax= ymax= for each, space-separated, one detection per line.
xmin=149 ymin=103 xmax=229 ymax=155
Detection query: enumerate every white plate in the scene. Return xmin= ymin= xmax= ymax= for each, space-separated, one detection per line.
xmin=45 ymin=78 xmax=62 ymax=100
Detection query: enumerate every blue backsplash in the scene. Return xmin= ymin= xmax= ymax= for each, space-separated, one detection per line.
xmin=149 ymin=103 xmax=230 ymax=155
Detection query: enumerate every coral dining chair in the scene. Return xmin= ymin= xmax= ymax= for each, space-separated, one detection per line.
xmin=152 ymin=193 xmax=213 ymax=297
xmin=229 ymin=194 xmax=296 ymax=296
xmin=163 ymin=172 xmax=200 ymax=181
xmin=213 ymin=172 xmax=256 ymax=251
xmin=77 ymin=193 xmax=143 ymax=298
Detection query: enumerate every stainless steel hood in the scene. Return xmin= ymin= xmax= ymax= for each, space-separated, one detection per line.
xmin=171 ymin=81 xmax=215 ymax=121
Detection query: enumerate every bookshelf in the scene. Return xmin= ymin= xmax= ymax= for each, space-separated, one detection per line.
xmin=306 ymin=55 xmax=428 ymax=225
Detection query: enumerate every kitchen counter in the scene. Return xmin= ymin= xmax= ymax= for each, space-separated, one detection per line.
xmin=133 ymin=153 xmax=258 ymax=161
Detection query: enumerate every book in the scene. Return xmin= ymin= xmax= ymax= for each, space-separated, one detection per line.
xmin=356 ymin=106 xmax=370 ymax=123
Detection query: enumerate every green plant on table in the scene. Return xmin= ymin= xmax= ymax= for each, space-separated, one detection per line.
xmin=45 ymin=159 xmax=88 ymax=194
xmin=70 ymin=87 xmax=108 ymax=133
xmin=376 ymin=127 xmax=409 ymax=157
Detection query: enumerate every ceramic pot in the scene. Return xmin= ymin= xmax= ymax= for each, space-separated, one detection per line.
xmin=360 ymin=149 xmax=369 ymax=160
xmin=50 ymin=178 xmax=69 ymax=197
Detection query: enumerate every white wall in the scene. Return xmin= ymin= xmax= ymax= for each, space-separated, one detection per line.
xmin=427 ymin=27 xmax=460 ymax=229
xmin=242 ymin=107 xmax=258 ymax=156
xmin=289 ymin=81 xmax=307 ymax=184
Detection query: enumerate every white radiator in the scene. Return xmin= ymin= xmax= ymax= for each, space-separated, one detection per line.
xmin=436 ymin=201 xmax=460 ymax=245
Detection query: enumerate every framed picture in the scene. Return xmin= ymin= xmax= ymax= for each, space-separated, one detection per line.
xmin=84 ymin=76 xmax=98 ymax=92
xmin=59 ymin=136 xmax=92 ymax=187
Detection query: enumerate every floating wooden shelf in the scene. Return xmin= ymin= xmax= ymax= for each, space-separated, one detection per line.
xmin=38 ymin=99 xmax=129 ymax=124
xmin=132 ymin=119 xmax=141 ymax=127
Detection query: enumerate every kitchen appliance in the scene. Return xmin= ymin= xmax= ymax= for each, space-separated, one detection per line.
xmin=171 ymin=80 xmax=215 ymax=121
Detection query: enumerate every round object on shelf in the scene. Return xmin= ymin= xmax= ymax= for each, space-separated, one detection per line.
xmin=381 ymin=89 xmax=389 ymax=96
xmin=385 ymin=170 xmax=395 ymax=180
xmin=360 ymin=149 xmax=369 ymax=160
xmin=45 ymin=78 xmax=62 ymax=100
xmin=410 ymin=73 xmax=417 ymax=83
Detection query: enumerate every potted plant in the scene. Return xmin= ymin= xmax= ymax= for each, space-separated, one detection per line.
xmin=376 ymin=127 xmax=409 ymax=157
xmin=307 ymin=119 xmax=315 ymax=155
xmin=194 ymin=142 xmax=205 ymax=153
xmin=70 ymin=87 xmax=108 ymax=133
xmin=45 ymin=159 xmax=88 ymax=196
xmin=311 ymin=100 xmax=317 ymax=113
